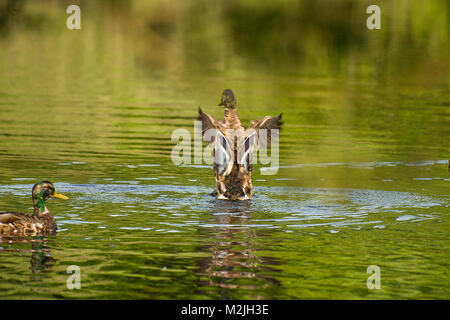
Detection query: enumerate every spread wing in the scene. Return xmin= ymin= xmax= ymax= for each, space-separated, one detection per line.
xmin=213 ymin=129 xmax=234 ymax=176
xmin=249 ymin=113 xmax=282 ymax=147
xmin=237 ymin=130 xmax=258 ymax=173
xmin=236 ymin=113 xmax=282 ymax=172
xmin=197 ymin=108 xmax=233 ymax=175
xmin=197 ymin=107 xmax=222 ymax=143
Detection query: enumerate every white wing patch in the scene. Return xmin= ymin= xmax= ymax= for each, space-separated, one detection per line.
xmin=213 ymin=129 xmax=233 ymax=176
xmin=238 ymin=130 xmax=258 ymax=173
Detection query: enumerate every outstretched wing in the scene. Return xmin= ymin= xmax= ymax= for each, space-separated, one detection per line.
xmin=237 ymin=130 xmax=258 ymax=173
xmin=236 ymin=113 xmax=282 ymax=172
xmin=197 ymin=107 xmax=222 ymax=143
xmin=249 ymin=113 xmax=283 ymax=147
xmin=213 ymin=129 xmax=234 ymax=176
xmin=197 ymin=107 xmax=234 ymax=176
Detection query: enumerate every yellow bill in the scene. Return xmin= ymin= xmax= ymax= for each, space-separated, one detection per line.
xmin=53 ymin=191 xmax=69 ymax=200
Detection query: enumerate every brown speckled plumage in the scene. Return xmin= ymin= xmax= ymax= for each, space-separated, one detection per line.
xmin=198 ymin=89 xmax=282 ymax=200
xmin=0 ymin=212 xmax=57 ymax=235
xmin=0 ymin=181 xmax=68 ymax=236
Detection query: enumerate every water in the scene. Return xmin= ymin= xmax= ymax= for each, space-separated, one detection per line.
xmin=0 ymin=0 xmax=449 ymax=299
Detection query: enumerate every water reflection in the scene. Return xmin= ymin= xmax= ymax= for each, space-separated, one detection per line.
xmin=0 ymin=236 xmax=55 ymax=273
xmin=30 ymin=237 xmax=55 ymax=273
xmin=198 ymin=200 xmax=279 ymax=299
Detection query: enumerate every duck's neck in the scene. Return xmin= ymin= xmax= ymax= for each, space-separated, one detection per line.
xmin=33 ymin=197 xmax=48 ymax=217
xmin=224 ymin=107 xmax=242 ymax=130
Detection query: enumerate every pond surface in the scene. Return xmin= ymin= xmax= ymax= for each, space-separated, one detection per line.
xmin=0 ymin=1 xmax=448 ymax=299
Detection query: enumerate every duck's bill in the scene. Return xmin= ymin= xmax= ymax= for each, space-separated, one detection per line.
xmin=53 ymin=191 xmax=69 ymax=200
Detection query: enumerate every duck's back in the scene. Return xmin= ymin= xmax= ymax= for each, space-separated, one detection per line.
xmin=0 ymin=212 xmax=56 ymax=235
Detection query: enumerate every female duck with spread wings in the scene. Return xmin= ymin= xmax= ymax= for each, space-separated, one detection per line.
xmin=198 ymin=89 xmax=282 ymax=200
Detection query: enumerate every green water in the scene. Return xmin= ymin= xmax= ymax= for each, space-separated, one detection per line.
xmin=0 ymin=0 xmax=449 ymax=299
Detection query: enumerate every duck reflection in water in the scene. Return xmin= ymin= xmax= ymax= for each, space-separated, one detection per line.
xmin=197 ymin=200 xmax=279 ymax=298
xmin=0 ymin=236 xmax=56 ymax=273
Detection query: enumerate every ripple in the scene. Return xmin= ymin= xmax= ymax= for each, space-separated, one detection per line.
xmin=396 ymin=215 xmax=417 ymax=221
xmin=0 ymin=183 xmax=445 ymax=234
xmin=279 ymin=159 xmax=448 ymax=169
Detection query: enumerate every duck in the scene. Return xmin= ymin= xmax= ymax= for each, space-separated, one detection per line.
xmin=0 ymin=181 xmax=69 ymax=235
xmin=198 ymin=89 xmax=282 ymax=200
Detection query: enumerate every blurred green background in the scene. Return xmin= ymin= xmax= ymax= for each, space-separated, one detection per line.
xmin=0 ymin=0 xmax=448 ymax=181
xmin=0 ymin=0 xmax=448 ymax=299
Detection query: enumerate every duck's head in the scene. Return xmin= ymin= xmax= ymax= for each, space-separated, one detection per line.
xmin=32 ymin=181 xmax=69 ymax=216
xmin=218 ymin=89 xmax=237 ymax=108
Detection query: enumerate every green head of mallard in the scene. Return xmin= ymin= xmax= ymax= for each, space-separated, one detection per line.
xmin=218 ymin=89 xmax=237 ymax=108
xmin=32 ymin=181 xmax=69 ymax=217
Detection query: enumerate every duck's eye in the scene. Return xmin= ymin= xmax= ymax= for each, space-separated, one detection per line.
xmin=40 ymin=189 xmax=50 ymax=198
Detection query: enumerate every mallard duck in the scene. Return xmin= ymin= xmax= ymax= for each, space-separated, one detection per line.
xmin=0 ymin=181 xmax=69 ymax=235
xmin=198 ymin=89 xmax=282 ymax=200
